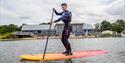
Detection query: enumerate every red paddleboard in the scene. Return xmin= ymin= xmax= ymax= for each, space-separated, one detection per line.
xmin=19 ymin=50 xmax=108 ymax=61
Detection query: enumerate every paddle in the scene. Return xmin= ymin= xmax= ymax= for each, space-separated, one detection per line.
xmin=41 ymin=10 xmax=54 ymax=62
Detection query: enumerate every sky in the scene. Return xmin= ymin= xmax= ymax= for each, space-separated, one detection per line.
xmin=0 ymin=0 xmax=125 ymax=26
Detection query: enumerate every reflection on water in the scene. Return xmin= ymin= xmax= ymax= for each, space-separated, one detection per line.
xmin=0 ymin=37 xmax=125 ymax=63
xmin=64 ymin=59 xmax=73 ymax=63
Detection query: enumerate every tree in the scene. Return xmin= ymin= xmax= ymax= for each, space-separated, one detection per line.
xmin=94 ymin=23 xmax=100 ymax=29
xmin=111 ymin=19 xmax=125 ymax=33
xmin=0 ymin=25 xmax=8 ymax=34
xmin=115 ymin=19 xmax=125 ymax=28
xmin=0 ymin=24 xmax=19 ymax=35
xmin=101 ymin=20 xmax=112 ymax=31
xmin=8 ymin=24 xmax=18 ymax=33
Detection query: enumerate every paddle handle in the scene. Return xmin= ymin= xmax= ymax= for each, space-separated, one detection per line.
xmin=42 ymin=10 xmax=54 ymax=60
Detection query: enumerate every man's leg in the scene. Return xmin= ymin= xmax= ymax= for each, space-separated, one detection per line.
xmin=61 ymin=31 xmax=72 ymax=55
xmin=61 ymin=32 xmax=68 ymax=53
xmin=66 ymin=29 xmax=72 ymax=54
xmin=65 ymin=39 xmax=72 ymax=53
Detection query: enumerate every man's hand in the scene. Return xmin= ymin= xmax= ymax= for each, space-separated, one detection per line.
xmin=54 ymin=20 xmax=58 ymax=23
xmin=53 ymin=8 xmax=56 ymax=11
xmin=48 ymin=21 xmax=55 ymax=24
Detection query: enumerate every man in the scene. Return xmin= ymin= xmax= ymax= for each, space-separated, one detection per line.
xmin=53 ymin=3 xmax=72 ymax=56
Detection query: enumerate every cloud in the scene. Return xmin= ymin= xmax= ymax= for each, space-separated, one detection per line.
xmin=70 ymin=0 xmax=125 ymax=24
xmin=0 ymin=0 xmax=124 ymax=26
xmin=106 ymin=0 xmax=125 ymax=15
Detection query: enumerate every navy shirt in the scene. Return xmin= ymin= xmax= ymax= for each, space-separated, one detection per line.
xmin=54 ymin=10 xmax=72 ymax=23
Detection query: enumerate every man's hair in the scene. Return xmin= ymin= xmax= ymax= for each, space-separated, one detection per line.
xmin=61 ymin=3 xmax=67 ymax=6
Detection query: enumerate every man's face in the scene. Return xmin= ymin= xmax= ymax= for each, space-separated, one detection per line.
xmin=61 ymin=5 xmax=67 ymax=11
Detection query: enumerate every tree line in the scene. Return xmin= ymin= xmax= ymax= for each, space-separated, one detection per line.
xmin=0 ymin=24 xmax=21 ymax=35
xmin=0 ymin=19 xmax=125 ymax=35
xmin=95 ymin=19 xmax=125 ymax=33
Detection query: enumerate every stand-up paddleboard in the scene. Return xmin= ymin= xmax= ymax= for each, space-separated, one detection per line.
xmin=19 ymin=50 xmax=108 ymax=61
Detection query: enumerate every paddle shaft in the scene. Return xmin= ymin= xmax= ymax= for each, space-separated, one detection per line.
xmin=42 ymin=10 xmax=54 ymax=60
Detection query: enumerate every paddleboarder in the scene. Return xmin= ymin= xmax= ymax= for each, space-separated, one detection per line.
xmin=53 ymin=3 xmax=72 ymax=56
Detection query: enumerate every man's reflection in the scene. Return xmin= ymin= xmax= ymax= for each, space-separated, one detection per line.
xmin=64 ymin=59 xmax=72 ymax=63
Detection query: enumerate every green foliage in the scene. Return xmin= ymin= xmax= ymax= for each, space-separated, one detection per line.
xmin=101 ymin=20 xmax=112 ymax=31
xmin=0 ymin=33 xmax=14 ymax=39
xmin=0 ymin=25 xmax=8 ymax=35
xmin=98 ymin=19 xmax=125 ymax=33
xmin=116 ymin=19 xmax=125 ymax=27
xmin=0 ymin=24 xmax=19 ymax=35
xmin=111 ymin=19 xmax=125 ymax=33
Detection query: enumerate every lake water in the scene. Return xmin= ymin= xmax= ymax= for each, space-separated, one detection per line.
xmin=0 ymin=37 xmax=125 ymax=63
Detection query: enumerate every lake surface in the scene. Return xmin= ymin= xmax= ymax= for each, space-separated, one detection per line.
xmin=0 ymin=37 xmax=125 ymax=63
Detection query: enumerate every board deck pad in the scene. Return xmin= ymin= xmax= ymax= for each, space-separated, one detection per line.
xmin=19 ymin=50 xmax=108 ymax=61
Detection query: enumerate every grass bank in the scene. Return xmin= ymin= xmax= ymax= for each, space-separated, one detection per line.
xmin=0 ymin=33 xmax=15 ymax=41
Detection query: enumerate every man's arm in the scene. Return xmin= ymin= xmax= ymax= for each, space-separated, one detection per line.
xmin=54 ymin=12 xmax=70 ymax=23
xmin=53 ymin=8 xmax=62 ymax=15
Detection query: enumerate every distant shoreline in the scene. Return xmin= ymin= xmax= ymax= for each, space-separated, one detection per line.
xmin=0 ymin=36 xmax=124 ymax=41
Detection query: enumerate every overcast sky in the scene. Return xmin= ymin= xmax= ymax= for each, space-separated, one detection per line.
xmin=0 ymin=0 xmax=125 ymax=26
